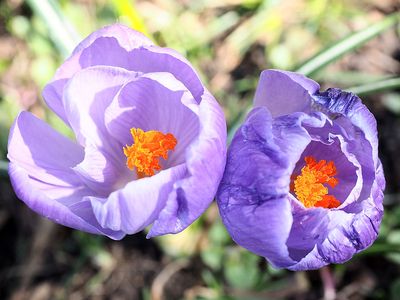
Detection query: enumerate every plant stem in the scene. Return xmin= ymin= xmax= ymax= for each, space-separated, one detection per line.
xmin=319 ymin=266 xmax=336 ymax=300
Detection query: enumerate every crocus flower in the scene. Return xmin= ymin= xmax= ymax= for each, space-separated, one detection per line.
xmin=7 ymin=24 xmax=227 ymax=239
xmin=217 ymin=70 xmax=385 ymax=270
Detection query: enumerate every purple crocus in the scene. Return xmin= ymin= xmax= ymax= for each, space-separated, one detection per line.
xmin=217 ymin=70 xmax=385 ymax=270
xmin=7 ymin=24 xmax=227 ymax=239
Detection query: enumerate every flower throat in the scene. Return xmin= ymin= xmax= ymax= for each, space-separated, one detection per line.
xmin=292 ymin=156 xmax=340 ymax=209
xmin=124 ymin=128 xmax=177 ymax=177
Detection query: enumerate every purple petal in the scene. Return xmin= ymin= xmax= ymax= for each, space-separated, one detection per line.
xmin=286 ymin=205 xmax=329 ymax=262
xmin=63 ymin=65 xmax=138 ymax=150
xmin=253 ymin=70 xmax=320 ymax=117
xmin=42 ymin=24 xmax=153 ymax=123
xmin=89 ymin=164 xmax=187 ymax=234
xmin=330 ymin=119 xmax=375 ymax=208
xmin=62 ymin=66 xmax=141 ymax=196
xmin=72 ymin=144 xmax=132 ymax=197
xmin=42 ymin=78 xmax=71 ymax=124
xmin=72 ymin=23 xmax=153 ymax=55
xmin=7 ymin=112 xmax=124 ymax=239
xmin=148 ymin=91 xmax=227 ymax=237
xmin=217 ymin=107 xmax=296 ymax=267
xmin=78 ymin=43 xmax=205 ymax=101
xmin=124 ymin=46 xmax=204 ymax=101
xmin=313 ymin=88 xmax=380 ymax=169
xmin=43 ymin=27 xmax=204 ymax=124
xmin=289 ymin=180 xmax=384 ymax=271
xmin=8 ymin=111 xmax=84 ymax=187
xmin=348 ymin=101 xmax=380 ymax=168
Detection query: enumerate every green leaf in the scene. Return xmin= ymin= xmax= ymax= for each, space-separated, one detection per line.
xmin=316 ymin=71 xmax=392 ymax=87
xmin=295 ymin=13 xmax=399 ymax=76
xmin=26 ymin=0 xmax=80 ymax=57
xmin=357 ymin=243 xmax=400 ymax=256
xmin=347 ymin=77 xmax=400 ymax=96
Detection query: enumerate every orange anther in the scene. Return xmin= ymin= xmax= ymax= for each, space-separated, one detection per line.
xmin=123 ymin=128 xmax=177 ymax=177
xmin=292 ymin=156 xmax=340 ymax=209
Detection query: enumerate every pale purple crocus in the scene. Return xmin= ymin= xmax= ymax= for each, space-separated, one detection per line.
xmin=217 ymin=70 xmax=385 ymax=271
xmin=7 ymin=24 xmax=227 ymax=239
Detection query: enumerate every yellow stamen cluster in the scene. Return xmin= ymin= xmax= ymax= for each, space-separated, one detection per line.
xmin=123 ymin=128 xmax=177 ymax=177
xmin=293 ymin=156 xmax=340 ymax=209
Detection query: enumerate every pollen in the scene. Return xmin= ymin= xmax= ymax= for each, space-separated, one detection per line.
xmin=123 ymin=128 xmax=177 ymax=177
xmin=292 ymin=156 xmax=340 ymax=209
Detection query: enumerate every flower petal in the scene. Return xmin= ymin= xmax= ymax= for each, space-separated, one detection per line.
xmin=72 ymin=23 xmax=154 ymax=55
xmin=8 ymin=111 xmax=84 ymax=187
xmin=148 ymin=91 xmax=227 ymax=237
xmin=89 ymin=164 xmax=187 ymax=234
xmin=79 ymin=44 xmax=204 ymax=101
xmin=7 ymin=112 xmax=124 ymax=239
xmin=286 ymin=205 xmax=329 ymax=262
xmin=62 ymin=66 xmax=141 ymax=194
xmin=289 ymin=180 xmax=384 ymax=271
xmin=124 ymin=46 xmax=204 ymax=101
xmin=313 ymin=88 xmax=380 ymax=169
xmin=72 ymin=144 xmax=132 ymax=197
xmin=63 ymin=65 xmax=138 ymax=151
xmin=217 ymin=107 xmax=296 ymax=267
xmin=42 ymin=24 xmax=153 ymax=124
xmin=46 ymin=23 xmax=204 ymax=124
xmin=254 ymin=70 xmax=320 ymax=117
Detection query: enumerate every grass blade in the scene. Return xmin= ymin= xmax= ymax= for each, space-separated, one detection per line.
xmin=316 ymin=71 xmax=392 ymax=87
xmin=357 ymin=242 xmax=400 ymax=256
xmin=26 ymin=0 xmax=80 ymax=57
xmin=347 ymin=77 xmax=400 ymax=96
xmin=296 ymin=13 xmax=399 ymax=76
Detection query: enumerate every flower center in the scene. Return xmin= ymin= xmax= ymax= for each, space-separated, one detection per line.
xmin=292 ymin=156 xmax=340 ymax=209
xmin=123 ymin=128 xmax=177 ymax=177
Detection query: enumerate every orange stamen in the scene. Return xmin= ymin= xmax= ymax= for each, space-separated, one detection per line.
xmin=292 ymin=156 xmax=340 ymax=209
xmin=123 ymin=128 xmax=177 ymax=177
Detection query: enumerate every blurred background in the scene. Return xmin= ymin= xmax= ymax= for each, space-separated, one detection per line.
xmin=0 ymin=0 xmax=399 ymax=299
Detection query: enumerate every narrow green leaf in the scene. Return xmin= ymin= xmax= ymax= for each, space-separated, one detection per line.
xmin=296 ymin=13 xmax=399 ymax=76
xmin=357 ymin=242 xmax=400 ymax=256
xmin=316 ymin=71 xmax=392 ymax=87
xmin=347 ymin=77 xmax=400 ymax=96
xmin=0 ymin=160 xmax=8 ymax=178
xmin=26 ymin=0 xmax=80 ymax=57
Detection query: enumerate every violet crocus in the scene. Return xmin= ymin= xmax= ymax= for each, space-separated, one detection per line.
xmin=7 ymin=24 xmax=227 ymax=239
xmin=217 ymin=70 xmax=385 ymax=270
